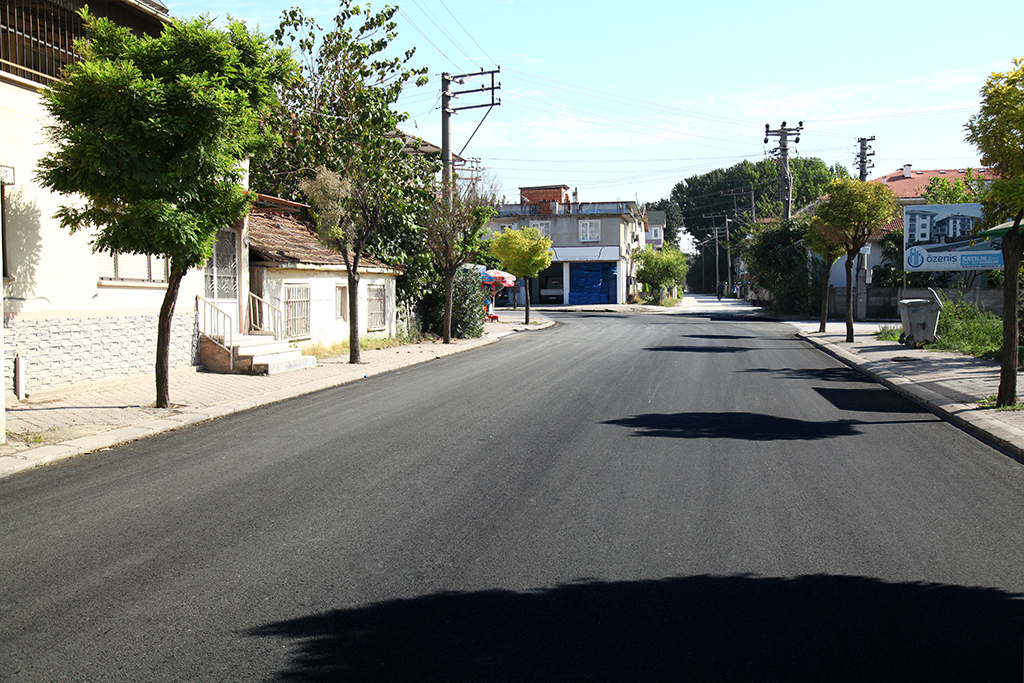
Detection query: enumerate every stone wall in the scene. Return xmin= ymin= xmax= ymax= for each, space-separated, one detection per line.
xmin=828 ymin=287 xmax=1004 ymax=319
xmin=3 ymin=311 xmax=199 ymax=395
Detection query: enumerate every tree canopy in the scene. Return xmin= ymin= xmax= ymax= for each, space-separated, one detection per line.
xmin=421 ymin=179 xmax=497 ymax=343
xmin=262 ymin=2 xmax=437 ymax=363
xmin=813 ymin=179 xmax=900 ymax=342
xmin=488 ymin=227 xmax=552 ymax=324
xmin=36 ymin=10 xmax=295 ymax=407
xmin=634 ymin=246 xmax=687 ymax=303
xmin=965 ymin=57 xmax=1024 ymax=406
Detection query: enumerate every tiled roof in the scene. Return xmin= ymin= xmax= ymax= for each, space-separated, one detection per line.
xmin=868 ymin=166 xmax=996 ymax=199
xmin=247 ymin=212 xmax=396 ymax=272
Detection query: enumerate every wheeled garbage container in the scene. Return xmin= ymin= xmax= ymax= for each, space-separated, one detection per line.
xmin=898 ymin=290 xmax=943 ymax=347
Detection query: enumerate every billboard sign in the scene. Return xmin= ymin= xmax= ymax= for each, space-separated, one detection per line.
xmin=903 ymin=203 xmax=1001 ymax=272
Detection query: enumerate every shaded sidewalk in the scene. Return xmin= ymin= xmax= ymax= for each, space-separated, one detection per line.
xmin=791 ymin=321 xmax=1024 ymax=463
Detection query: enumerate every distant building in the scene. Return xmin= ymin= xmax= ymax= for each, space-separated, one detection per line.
xmin=488 ymin=185 xmax=645 ymax=305
xmin=645 ymin=210 xmax=666 ymax=250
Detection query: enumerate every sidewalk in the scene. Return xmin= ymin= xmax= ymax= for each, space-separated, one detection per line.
xmin=791 ymin=320 xmax=1024 ymax=463
xmin=0 ymin=310 xmax=555 ymax=479
xmin=3 ymin=299 xmax=1024 ymax=479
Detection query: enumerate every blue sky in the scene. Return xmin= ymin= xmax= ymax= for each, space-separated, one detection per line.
xmin=168 ymin=0 xmax=1024 ymax=206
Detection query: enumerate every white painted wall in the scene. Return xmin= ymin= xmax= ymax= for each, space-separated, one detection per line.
xmin=0 ymin=75 xmax=203 ymax=324
xmin=260 ymin=267 xmax=398 ymax=344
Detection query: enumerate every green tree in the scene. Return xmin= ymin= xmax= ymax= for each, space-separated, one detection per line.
xmin=417 ymin=267 xmax=488 ymax=340
xmin=634 ymin=246 xmax=687 ymax=303
xmin=422 ymin=179 xmax=497 ymax=343
xmin=742 ymin=217 xmax=813 ymax=315
xmin=813 ymin=179 xmax=900 ymax=343
xmin=920 ymin=172 xmax=979 ymax=204
xmin=488 ymin=227 xmax=553 ymax=325
xmin=36 ymin=10 xmax=295 ymax=407
xmin=674 ymin=157 xmax=847 ymax=292
xmin=805 ymin=218 xmax=846 ymax=332
xmin=965 ymin=57 xmax=1024 ymax=406
xmin=271 ymin=3 xmax=437 ymax=364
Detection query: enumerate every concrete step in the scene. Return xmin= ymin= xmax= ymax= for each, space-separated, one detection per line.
xmin=199 ymin=333 xmax=317 ymax=375
xmin=247 ymin=348 xmax=305 ymax=365
xmin=255 ymin=354 xmax=318 ymax=375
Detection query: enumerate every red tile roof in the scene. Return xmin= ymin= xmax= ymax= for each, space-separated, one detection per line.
xmin=868 ymin=166 xmax=995 ymax=199
xmin=247 ymin=212 xmax=397 ymax=272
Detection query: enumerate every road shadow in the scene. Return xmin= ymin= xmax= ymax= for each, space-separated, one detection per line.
xmin=814 ymin=386 xmax=931 ymax=414
xmin=249 ymin=574 xmax=1024 ymax=682
xmin=603 ymin=411 xmax=861 ymax=441
xmin=644 ymin=345 xmax=748 ymax=354
xmin=739 ymin=366 xmax=871 ymax=383
xmin=680 ymin=333 xmax=756 ymax=340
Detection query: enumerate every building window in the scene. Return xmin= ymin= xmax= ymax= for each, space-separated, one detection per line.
xmin=653 ymin=228 xmax=661 ymax=239
xmin=367 ymin=284 xmax=386 ymax=331
xmin=284 ymin=283 xmax=310 ymax=338
xmin=99 ymin=252 xmax=169 ymax=283
xmin=579 ymin=219 xmax=600 ymax=242
xmin=335 ymin=285 xmax=348 ymax=321
xmin=530 ymin=221 xmax=551 ymax=238
xmin=1 ymin=0 xmax=86 ymax=84
xmin=204 ymin=230 xmax=237 ymax=299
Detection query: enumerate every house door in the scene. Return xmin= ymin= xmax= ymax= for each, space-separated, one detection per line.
xmin=204 ymin=229 xmax=239 ymax=329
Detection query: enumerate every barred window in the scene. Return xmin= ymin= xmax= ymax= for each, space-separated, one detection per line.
xmin=367 ymin=284 xmax=386 ymax=332
xmin=284 ymin=283 xmax=310 ymax=338
xmin=1 ymin=0 xmax=85 ymax=85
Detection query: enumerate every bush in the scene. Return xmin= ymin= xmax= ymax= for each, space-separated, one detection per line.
xmin=929 ymin=294 xmax=1002 ymax=358
xmin=417 ymin=268 xmax=488 ymax=339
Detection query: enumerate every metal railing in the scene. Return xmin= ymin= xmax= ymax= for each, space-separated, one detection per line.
xmin=196 ymin=295 xmax=234 ymax=372
xmin=247 ymin=292 xmax=283 ymax=340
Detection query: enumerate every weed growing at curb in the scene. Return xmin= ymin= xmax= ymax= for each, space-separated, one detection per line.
xmin=977 ymin=396 xmax=1024 ymax=411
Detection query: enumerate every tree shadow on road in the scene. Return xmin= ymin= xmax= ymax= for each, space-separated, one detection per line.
xmin=249 ymin=574 xmax=1024 ymax=682
xmin=603 ymin=411 xmax=861 ymax=440
xmin=644 ymin=345 xmax=749 ymax=354
xmin=739 ymin=366 xmax=872 ymax=383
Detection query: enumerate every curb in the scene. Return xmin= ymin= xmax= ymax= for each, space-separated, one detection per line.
xmin=1 ymin=320 xmax=555 ymax=479
xmin=797 ymin=331 xmax=1024 ymax=464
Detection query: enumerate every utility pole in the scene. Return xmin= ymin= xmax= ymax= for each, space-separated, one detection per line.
xmin=703 ymin=214 xmax=733 ymax=295
xmin=855 ymin=136 xmax=876 ymax=182
xmin=764 ymin=121 xmax=803 ymax=220
xmin=441 ymin=68 xmax=501 ymax=200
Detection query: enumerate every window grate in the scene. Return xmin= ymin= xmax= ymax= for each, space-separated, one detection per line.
xmin=284 ymin=284 xmax=310 ymax=338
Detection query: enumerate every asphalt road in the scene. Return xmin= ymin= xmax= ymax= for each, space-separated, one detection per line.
xmin=2 ymin=307 xmax=1023 ymax=682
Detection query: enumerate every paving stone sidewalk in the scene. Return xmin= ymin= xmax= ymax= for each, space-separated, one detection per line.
xmin=791 ymin=321 xmax=1024 ymax=463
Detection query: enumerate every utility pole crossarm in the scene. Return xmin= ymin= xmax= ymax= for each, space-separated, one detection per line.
xmin=441 ymin=67 xmax=501 ymax=193
xmin=764 ymin=121 xmax=803 ymax=220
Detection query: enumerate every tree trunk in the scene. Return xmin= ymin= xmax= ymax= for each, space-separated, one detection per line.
xmin=442 ymin=270 xmax=455 ymax=344
xmin=348 ymin=269 xmax=361 ymax=365
xmin=997 ymin=212 xmax=1024 ymax=407
xmin=524 ymin=277 xmax=531 ymax=325
xmin=818 ymin=259 xmax=831 ymax=333
xmin=155 ymin=265 xmax=184 ymax=409
xmin=844 ymin=251 xmax=855 ymax=343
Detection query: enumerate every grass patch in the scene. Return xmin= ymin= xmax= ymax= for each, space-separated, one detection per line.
xmin=977 ymin=395 xmax=1024 ymax=411
xmin=301 ymin=336 xmax=409 ymax=358
xmin=876 ymin=324 xmax=902 ymax=342
xmin=7 ymin=430 xmax=51 ymax=444
xmin=927 ymin=296 xmax=1002 ymax=358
